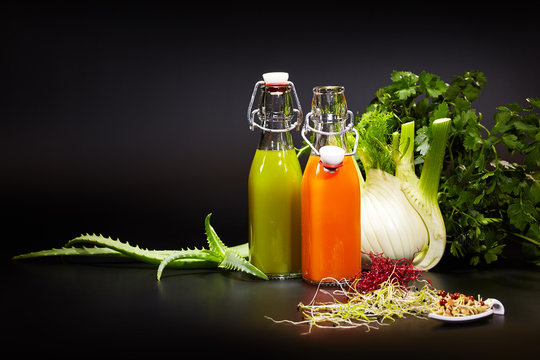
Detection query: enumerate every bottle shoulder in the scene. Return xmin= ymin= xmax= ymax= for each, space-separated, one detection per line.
xmin=249 ymin=149 xmax=303 ymax=178
xmin=303 ymin=156 xmax=360 ymax=183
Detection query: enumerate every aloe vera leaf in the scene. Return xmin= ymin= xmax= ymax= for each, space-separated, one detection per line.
xmin=65 ymin=234 xmax=175 ymax=265
xmin=204 ymin=214 xmax=267 ymax=279
xmin=13 ymin=244 xmax=249 ymax=263
xmin=156 ymin=249 xmax=222 ymax=280
xmin=12 ymin=246 xmax=124 ymax=260
xmin=12 ymin=216 xmax=254 ymax=276
xmin=13 ymin=240 xmax=249 ymax=270
xmin=231 ymin=243 xmax=248 ymax=258
xmin=13 ymin=246 xmax=219 ymax=269
xmin=204 ymin=213 xmax=228 ymax=257
xmin=157 ymin=243 xmax=255 ymax=281
xmin=65 ymin=234 xmax=219 ymax=268
xmin=219 ymin=249 xmax=268 ymax=280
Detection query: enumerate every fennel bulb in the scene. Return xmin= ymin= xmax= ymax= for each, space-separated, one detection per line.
xmin=360 ymin=168 xmax=428 ymax=262
xmin=350 ymin=111 xmax=451 ymax=270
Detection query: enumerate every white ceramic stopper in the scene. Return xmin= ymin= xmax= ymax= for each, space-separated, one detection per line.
xmin=319 ymin=145 xmax=345 ymax=166
xmin=262 ymin=72 xmax=289 ymax=84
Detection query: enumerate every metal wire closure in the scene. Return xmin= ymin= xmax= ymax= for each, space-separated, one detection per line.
xmin=301 ymin=110 xmax=359 ymax=156
xmin=247 ymin=80 xmax=303 ymax=133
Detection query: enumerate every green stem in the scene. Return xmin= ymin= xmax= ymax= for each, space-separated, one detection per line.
xmin=395 ymin=121 xmax=418 ymax=187
xmin=451 ymin=206 xmax=490 ymax=228
xmin=296 ymin=144 xmax=311 ymax=159
xmin=352 ymin=156 xmax=366 ymax=188
xmin=419 ymin=118 xmax=451 ymax=202
xmin=396 ymin=122 xmax=415 ymax=174
xmin=507 ymin=231 xmax=540 ymax=247
xmin=477 ymin=122 xmax=491 ymax=136
xmin=391 ymin=132 xmax=400 ymax=159
xmin=356 ymin=146 xmax=372 ymax=171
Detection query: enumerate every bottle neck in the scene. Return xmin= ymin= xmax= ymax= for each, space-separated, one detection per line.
xmin=257 ymin=120 xmax=295 ymax=151
xmin=256 ymin=84 xmax=295 ymax=151
xmin=310 ymin=120 xmax=350 ymax=154
xmin=309 ymin=85 xmax=350 ymax=154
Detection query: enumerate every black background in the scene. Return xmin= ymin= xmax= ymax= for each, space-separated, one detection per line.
xmin=4 ymin=0 xmax=539 ymax=259
xmin=3 ymin=2 xmax=540 ymax=358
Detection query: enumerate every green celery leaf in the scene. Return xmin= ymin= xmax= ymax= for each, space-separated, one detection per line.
xmin=484 ymin=244 xmax=505 ymax=264
xmin=415 ymin=125 xmax=430 ymax=155
xmin=514 ymin=121 xmax=537 ymax=135
xmin=501 ymin=133 xmax=519 ymax=150
xmin=396 ymin=86 xmax=417 ymax=100
xmin=527 ymin=97 xmax=540 ymax=109
xmin=391 ymin=71 xmax=419 ymax=83
xmin=463 ymin=128 xmax=483 ymax=151
xmin=419 ymin=71 xmax=448 ymax=98
xmin=432 ymin=102 xmax=449 ymax=121
xmin=527 ymin=180 xmax=540 ymax=204
xmin=507 ymin=200 xmax=539 ymax=232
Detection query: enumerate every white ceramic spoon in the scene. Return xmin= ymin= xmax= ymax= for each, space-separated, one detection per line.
xmin=428 ymin=298 xmax=505 ymax=323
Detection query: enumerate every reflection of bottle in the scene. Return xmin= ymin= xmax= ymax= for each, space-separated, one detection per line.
xmin=247 ymin=72 xmax=303 ymax=279
xmin=301 ymin=86 xmax=361 ymax=284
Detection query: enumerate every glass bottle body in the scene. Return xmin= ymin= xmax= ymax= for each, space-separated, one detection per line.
xmin=248 ymin=81 xmax=302 ymax=279
xmin=301 ymin=86 xmax=362 ymax=284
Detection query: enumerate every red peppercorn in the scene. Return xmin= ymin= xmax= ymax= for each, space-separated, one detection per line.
xmin=439 ymin=298 xmax=447 ymax=306
xmin=449 ymin=292 xmax=460 ymax=300
xmin=438 ymin=290 xmax=447 ymax=297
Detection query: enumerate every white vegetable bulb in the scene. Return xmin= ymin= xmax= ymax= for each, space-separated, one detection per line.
xmin=350 ymin=114 xmax=452 ymax=271
xmin=361 ymin=169 xmax=428 ymax=266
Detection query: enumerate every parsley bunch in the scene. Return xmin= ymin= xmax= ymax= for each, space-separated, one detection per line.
xmin=366 ymin=70 xmax=539 ymax=266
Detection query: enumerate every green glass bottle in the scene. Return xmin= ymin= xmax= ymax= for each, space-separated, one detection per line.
xmin=247 ymin=72 xmax=303 ymax=279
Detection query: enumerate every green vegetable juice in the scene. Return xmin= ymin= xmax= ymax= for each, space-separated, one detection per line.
xmin=248 ymin=149 xmax=302 ymax=278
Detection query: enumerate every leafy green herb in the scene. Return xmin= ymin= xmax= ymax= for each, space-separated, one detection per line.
xmin=366 ymin=70 xmax=539 ymax=266
xmin=353 ymin=109 xmax=396 ymax=175
xmin=12 ymin=214 xmax=269 ymax=280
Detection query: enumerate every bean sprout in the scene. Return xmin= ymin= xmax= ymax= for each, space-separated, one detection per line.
xmin=266 ymin=277 xmax=439 ymax=334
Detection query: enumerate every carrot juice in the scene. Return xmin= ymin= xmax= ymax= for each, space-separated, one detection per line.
xmin=301 ymin=155 xmax=361 ymax=283
xmin=300 ymin=85 xmax=361 ymax=284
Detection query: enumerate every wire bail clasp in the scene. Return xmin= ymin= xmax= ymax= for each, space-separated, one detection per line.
xmin=301 ymin=110 xmax=359 ymax=156
xmin=247 ymin=73 xmax=303 ymax=133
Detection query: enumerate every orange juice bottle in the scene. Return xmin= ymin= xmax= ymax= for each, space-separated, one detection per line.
xmin=247 ymin=72 xmax=303 ymax=279
xmin=300 ymin=86 xmax=361 ymax=284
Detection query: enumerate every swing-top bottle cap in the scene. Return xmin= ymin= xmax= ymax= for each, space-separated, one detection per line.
xmin=263 ymin=72 xmax=289 ymax=86
xmin=320 ymin=145 xmax=345 ymax=167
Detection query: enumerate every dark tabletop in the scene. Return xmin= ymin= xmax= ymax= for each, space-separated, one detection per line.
xmin=2 ymin=252 xmax=538 ymax=359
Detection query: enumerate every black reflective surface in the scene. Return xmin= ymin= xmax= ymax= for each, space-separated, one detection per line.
xmin=3 ymin=253 xmax=538 ymax=359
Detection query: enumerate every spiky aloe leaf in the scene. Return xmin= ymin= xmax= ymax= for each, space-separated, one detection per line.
xmin=65 ymin=234 xmax=219 ymax=269
xmin=12 ymin=245 xmax=220 ymax=269
xmin=12 ymin=215 xmax=262 ymax=280
xmin=219 ymin=249 xmax=268 ymax=280
xmin=232 ymin=242 xmax=249 ymax=258
xmin=204 ymin=213 xmax=227 ymax=257
xmin=156 ymin=249 xmax=221 ymax=280
xmin=66 ymin=234 xmax=171 ymax=266
xmin=12 ymin=246 xmax=123 ymax=260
